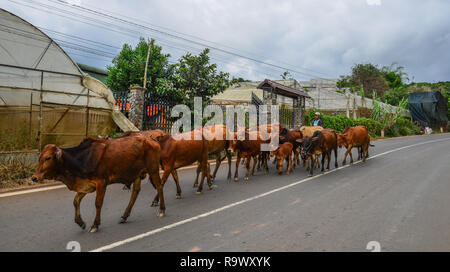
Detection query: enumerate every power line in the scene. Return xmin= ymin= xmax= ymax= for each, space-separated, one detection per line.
xmin=12 ymin=0 xmax=338 ymax=82
xmin=51 ymin=0 xmax=334 ymax=78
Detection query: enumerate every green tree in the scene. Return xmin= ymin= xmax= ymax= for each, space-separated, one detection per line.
xmin=380 ymin=62 xmax=409 ymax=89
xmin=169 ymin=48 xmax=231 ymax=106
xmin=105 ymin=37 xmax=172 ymax=94
xmin=337 ymin=63 xmax=389 ymax=98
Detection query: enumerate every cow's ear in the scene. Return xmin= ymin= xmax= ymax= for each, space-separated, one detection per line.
xmin=55 ymin=148 xmax=62 ymax=161
xmin=296 ymin=138 xmax=303 ymax=143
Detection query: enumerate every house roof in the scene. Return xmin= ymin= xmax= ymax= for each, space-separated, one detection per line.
xmin=257 ymin=79 xmax=311 ymax=98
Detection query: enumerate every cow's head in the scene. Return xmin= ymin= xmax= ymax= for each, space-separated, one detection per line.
xmin=337 ymin=133 xmax=347 ymax=148
xmin=296 ymin=136 xmax=319 ymax=158
xmin=31 ymin=144 xmax=62 ymax=182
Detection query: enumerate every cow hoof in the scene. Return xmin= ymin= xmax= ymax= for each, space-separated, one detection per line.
xmin=196 ymin=191 xmax=202 ymax=195
xmin=234 ymin=177 xmax=239 ymax=182
xmin=193 ymin=183 xmax=198 ymax=188
xmin=158 ymin=211 xmax=165 ymax=217
xmin=89 ymin=226 xmax=98 ymax=233
xmin=244 ymin=177 xmax=249 ymax=181
xmin=308 ymin=174 xmax=313 ymax=177
xmin=119 ymin=217 xmax=127 ymax=224
xmin=176 ymin=194 xmax=182 ymax=199
xmin=151 ymin=201 xmax=159 ymax=207
xmin=76 ymin=222 xmax=86 ymax=230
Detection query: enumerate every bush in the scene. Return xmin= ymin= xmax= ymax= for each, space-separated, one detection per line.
xmin=386 ymin=117 xmax=420 ymax=137
xmin=305 ymin=109 xmax=382 ymax=136
xmin=353 ymin=117 xmax=383 ymax=137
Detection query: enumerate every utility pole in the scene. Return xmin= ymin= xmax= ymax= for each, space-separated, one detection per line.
xmin=143 ymin=39 xmax=152 ymax=88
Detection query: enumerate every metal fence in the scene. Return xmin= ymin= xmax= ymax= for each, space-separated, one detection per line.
xmin=113 ymin=91 xmax=173 ymax=132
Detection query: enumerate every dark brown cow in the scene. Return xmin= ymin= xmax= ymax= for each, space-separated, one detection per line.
xmin=337 ymin=126 xmax=372 ymax=164
xmin=31 ymin=136 xmax=164 ymax=233
xmin=230 ymin=130 xmax=270 ymax=181
xmin=297 ymin=129 xmax=338 ymax=176
xmin=270 ymin=142 xmax=293 ymax=175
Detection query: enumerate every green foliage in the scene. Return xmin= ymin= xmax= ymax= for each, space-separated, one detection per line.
xmin=353 ymin=118 xmax=383 ymax=137
xmin=385 ymin=117 xmax=420 ymax=137
xmin=281 ymin=71 xmax=293 ymax=80
xmin=337 ymin=63 xmax=389 ymax=98
xmin=305 ymin=110 xmax=382 ymax=137
xmin=105 ymin=37 xmax=172 ymax=95
xmin=169 ymin=48 xmax=231 ymax=106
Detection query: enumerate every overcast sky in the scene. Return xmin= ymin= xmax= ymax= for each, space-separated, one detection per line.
xmin=3 ymin=0 xmax=450 ymax=82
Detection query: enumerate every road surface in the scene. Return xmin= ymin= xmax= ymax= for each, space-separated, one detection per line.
xmin=1 ymin=133 xmax=449 ymax=252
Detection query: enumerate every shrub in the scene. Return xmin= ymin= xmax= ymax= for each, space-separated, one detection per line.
xmin=305 ymin=109 xmax=382 ymax=136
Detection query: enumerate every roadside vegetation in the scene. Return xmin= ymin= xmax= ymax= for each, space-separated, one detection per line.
xmin=337 ymin=62 xmax=450 ymax=119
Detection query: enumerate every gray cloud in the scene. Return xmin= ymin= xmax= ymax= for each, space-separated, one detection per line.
xmin=3 ymin=0 xmax=450 ymax=82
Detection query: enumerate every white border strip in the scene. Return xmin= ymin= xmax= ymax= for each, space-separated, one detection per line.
xmin=90 ymin=137 xmax=450 ymax=252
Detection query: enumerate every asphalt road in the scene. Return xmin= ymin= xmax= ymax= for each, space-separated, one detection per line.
xmin=1 ymin=133 xmax=449 ymax=252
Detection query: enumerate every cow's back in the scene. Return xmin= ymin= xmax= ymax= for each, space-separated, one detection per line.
xmin=300 ymin=126 xmax=323 ymax=137
xmin=344 ymin=126 xmax=369 ymax=146
xmin=97 ymin=136 xmax=160 ymax=184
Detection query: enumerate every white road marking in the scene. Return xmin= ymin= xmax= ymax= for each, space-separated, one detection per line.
xmin=0 ymin=158 xmax=237 ymax=198
xmin=0 ymin=185 xmax=67 ymax=198
xmin=90 ymin=137 xmax=450 ymax=252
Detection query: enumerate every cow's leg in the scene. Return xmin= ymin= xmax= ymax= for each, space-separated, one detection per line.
xmin=292 ymin=150 xmax=297 ymax=169
xmin=226 ymin=149 xmax=232 ymax=180
xmin=150 ymin=172 xmax=165 ymax=217
xmin=120 ymin=178 xmax=141 ymax=223
xmin=197 ymin=160 xmax=207 ymax=194
xmin=234 ymin=155 xmax=241 ymax=181
xmin=321 ymin=153 xmax=326 ymax=172
xmin=251 ymin=155 xmax=258 ymax=176
xmin=193 ymin=164 xmax=201 ymax=188
xmin=308 ymin=155 xmax=314 ymax=176
xmin=256 ymin=154 xmax=261 ymax=171
xmin=89 ymin=182 xmax=107 ymax=233
xmin=287 ymin=154 xmax=293 ymax=174
xmin=342 ymin=145 xmax=352 ymax=165
xmin=357 ymin=147 xmax=362 ymax=160
xmin=334 ymin=146 xmax=338 ymax=168
xmin=362 ymin=143 xmax=369 ymax=162
xmin=73 ymin=192 xmax=86 ymax=230
xmin=172 ymin=170 xmax=182 ymax=199
xmin=326 ymin=151 xmax=331 ymax=171
xmin=244 ymin=155 xmax=251 ymax=181
xmin=152 ymin=167 xmax=171 ymax=206
xmin=306 ymin=156 xmax=310 ymax=171
xmin=211 ymin=155 xmax=222 ymax=182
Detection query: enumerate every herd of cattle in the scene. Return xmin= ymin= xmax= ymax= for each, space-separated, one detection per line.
xmin=31 ymin=124 xmax=373 ymax=233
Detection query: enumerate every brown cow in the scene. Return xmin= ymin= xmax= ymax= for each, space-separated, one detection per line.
xmin=193 ymin=124 xmax=232 ymax=186
xmin=230 ymin=130 xmax=270 ymax=181
xmin=148 ymin=128 xmax=211 ymax=206
xmin=279 ymin=128 xmax=302 ymax=168
xmin=297 ymin=129 xmax=338 ymax=176
xmin=270 ymin=142 xmax=293 ymax=175
xmin=337 ymin=126 xmax=372 ymax=164
xmin=31 ymin=136 xmax=164 ymax=233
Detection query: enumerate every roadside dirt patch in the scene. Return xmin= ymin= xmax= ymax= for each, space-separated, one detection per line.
xmin=0 ymin=178 xmax=59 ymax=193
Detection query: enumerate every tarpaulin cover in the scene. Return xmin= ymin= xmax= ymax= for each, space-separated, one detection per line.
xmin=408 ymin=91 xmax=448 ymax=123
